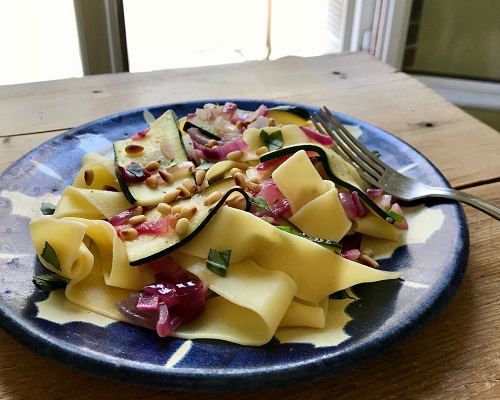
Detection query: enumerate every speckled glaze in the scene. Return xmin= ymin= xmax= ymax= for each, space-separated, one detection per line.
xmin=0 ymin=100 xmax=469 ymax=391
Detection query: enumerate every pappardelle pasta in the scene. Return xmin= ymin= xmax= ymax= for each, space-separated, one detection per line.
xmin=30 ymin=102 xmax=407 ymax=346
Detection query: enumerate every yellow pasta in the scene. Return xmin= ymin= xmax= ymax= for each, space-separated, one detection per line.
xmin=29 ymin=103 xmax=407 ymax=346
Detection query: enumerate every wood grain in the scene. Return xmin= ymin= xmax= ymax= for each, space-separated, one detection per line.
xmin=2 ymin=53 xmax=498 ymax=188
xmin=0 ymin=183 xmax=498 ymax=400
xmin=0 ymin=53 xmax=499 ymax=400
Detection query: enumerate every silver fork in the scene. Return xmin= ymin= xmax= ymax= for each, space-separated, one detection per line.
xmin=312 ymin=107 xmax=500 ymax=221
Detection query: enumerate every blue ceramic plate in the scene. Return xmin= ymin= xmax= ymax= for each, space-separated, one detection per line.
xmin=0 ymin=100 xmax=469 ymax=391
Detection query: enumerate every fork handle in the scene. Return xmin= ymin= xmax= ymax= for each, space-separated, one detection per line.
xmin=430 ymin=187 xmax=500 ymax=220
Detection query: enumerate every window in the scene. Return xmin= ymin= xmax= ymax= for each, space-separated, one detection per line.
xmin=0 ymin=0 xmax=83 ymax=85
xmin=123 ymin=0 xmax=343 ymax=73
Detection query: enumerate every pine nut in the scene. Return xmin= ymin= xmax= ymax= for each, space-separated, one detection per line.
xmin=120 ymin=228 xmax=138 ymax=240
xmin=204 ymin=190 xmax=223 ymax=206
xmin=175 ymin=217 xmax=190 ymax=236
xmin=246 ymin=181 xmax=261 ymax=193
xmin=206 ymin=139 xmax=219 ymax=148
xmin=176 ymin=185 xmax=192 ymax=198
xmin=144 ymin=160 xmax=161 ymax=172
xmin=260 ymin=216 xmax=275 ymax=224
xmin=362 ymin=248 xmax=374 ymax=257
xmin=170 ymin=205 xmax=183 ymax=215
xmin=235 ymin=120 xmax=245 ymax=130
xmin=247 ymin=176 xmax=259 ymax=184
xmin=268 ymin=118 xmax=276 ymax=126
xmin=233 ymin=172 xmax=246 ymax=189
xmin=124 ymin=144 xmax=144 ymax=155
xmin=181 ymin=204 xmax=198 ymax=219
xmin=163 ymin=189 xmax=181 ymax=204
xmin=229 ymin=168 xmax=244 ymax=176
xmin=157 ymin=202 xmax=171 ymax=215
xmin=146 ymin=176 xmax=159 ymax=189
xmin=359 ymin=254 xmax=379 ymax=269
xmin=226 ymin=192 xmax=247 ymax=210
xmin=159 ymin=170 xmax=174 ymax=184
xmin=182 ymin=178 xmax=197 ymax=194
xmin=226 ymin=150 xmax=243 ymax=161
xmin=195 ymin=169 xmax=206 ymax=186
xmin=256 ymin=146 xmax=269 ymax=156
xmin=133 ymin=206 xmax=144 ymax=216
xmin=128 ymin=215 xmax=147 ymax=225
xmin=169 ymin=213 xmax=181 ymax=229
xmin=84 ymin=169 xmax=94 ymax=186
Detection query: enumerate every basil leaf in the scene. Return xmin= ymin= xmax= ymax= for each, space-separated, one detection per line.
xmin=165 ymin=159 xmax=178 ymax=169
xmin=276 ymin=226 xmax=302 ymax=235
xmin=41 ymin=241 xmax=61 ymax=271
xmin=40 ymin=202 xmax=57 ymax=215
xmin=248 ymin=196 xmax=272 ymax=212
xmin=276 ymin=226 xmax=342 ymax=254
xmin=206 ymin=248 xmax=232 ymax=277
xmin=259 ymin=129 xmax=283 ymax=151
xmin=33 ymin=272 xmax=68 ymax=293
xmin=126 ymin=162 xmax=146 ymax=178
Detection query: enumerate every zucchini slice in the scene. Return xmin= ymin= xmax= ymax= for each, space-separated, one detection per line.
xmin=123 ymin=178 xmax=250 ymax=265
xmin=267 ymin=105 xmax=311 ymax=126
xmin=114 ymin=109 xmax=195 ymax=205
xmin=260 ymin=143 xmax=396 ymax=223
xmin=183 ymin=116 xmax=221 ymax=140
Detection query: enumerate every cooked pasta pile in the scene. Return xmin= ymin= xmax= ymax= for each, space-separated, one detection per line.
xmin=30 ymin=103 xmax=405 ymax=346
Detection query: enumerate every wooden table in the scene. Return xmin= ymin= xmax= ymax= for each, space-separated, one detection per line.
xmin=1 ymin=53 xmax=499 ymax=399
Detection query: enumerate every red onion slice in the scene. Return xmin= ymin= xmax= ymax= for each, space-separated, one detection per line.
xmin=194 ymin=137 xmax=249 ymax=162
xmin=300 ymin=126 xmax=334 ymax=146
xmin=117 ymin=162 xmax=151 ymax=183
xmin=131 ymin=127 xmax=150 ymax=140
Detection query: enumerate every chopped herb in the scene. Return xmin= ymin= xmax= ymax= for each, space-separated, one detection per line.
xmin=276 ymin=226 xmax=342 ymax=254
xmin=248 ymin=196 xmax=272 ymax=212
xmin=165 ymin=159 xmax=178 ymax=169
xmin=276 ymin=226 xmax=301 ymax=235
xmin=40 ymin=202 xmax=57 ymax=215
xmin=40 ymin=241 xmax=61 ymax=271
xmin=259 ymin=129 xmax=283 ymax=151
xmin=33 ymin=272 xmax=68 ymax=293
xmin=306 ymin=237 xmax=342 ymax=254
xmin=206 ymin=248 xmax=232 ymax=277
xmin=386 ymin=209 xmax=403 ymax=222
xmin=372 ymin=150 xmax=381 ymax=158
xmin=125 ymin=162 xmax=146 ymax=178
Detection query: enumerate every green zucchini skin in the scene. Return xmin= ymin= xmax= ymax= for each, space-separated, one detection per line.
xmin=114 ymin=109 xmax=194 ymax=205
xmin=125 ymin=179 xmax=250 ymax=266
xmin=183 ymin=105 xmax=312 ymax=141
xmin=183 ymin=117 xmax=221 ymax=141
xmin=260 ymin=144 xmax=395 ymax=224
xmin=268 ymin=105 xmax=311 ymax=121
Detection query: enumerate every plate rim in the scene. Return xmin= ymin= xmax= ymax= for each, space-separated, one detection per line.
xmin=0 ymin=99 xmax=470 ymax=391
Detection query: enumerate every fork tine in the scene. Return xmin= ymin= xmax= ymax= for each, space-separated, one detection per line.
xmin=312 ymin=109 xmax=384 ymax=185
xmin=319 ymin=107 xmax=387 ymax=175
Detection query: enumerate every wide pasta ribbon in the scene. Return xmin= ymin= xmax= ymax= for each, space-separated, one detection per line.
xmin=179 ymin=206 xmax=401 ymax=304
xmin=53 ymin=186 xmax=133 ymax=220
xmin=171 ymin=253 xmax=297 ymax=345
xmin=271 ymin=150 xmax=352 ymax=242
xmin=30 ymin=216 xmax=144 ymax=320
